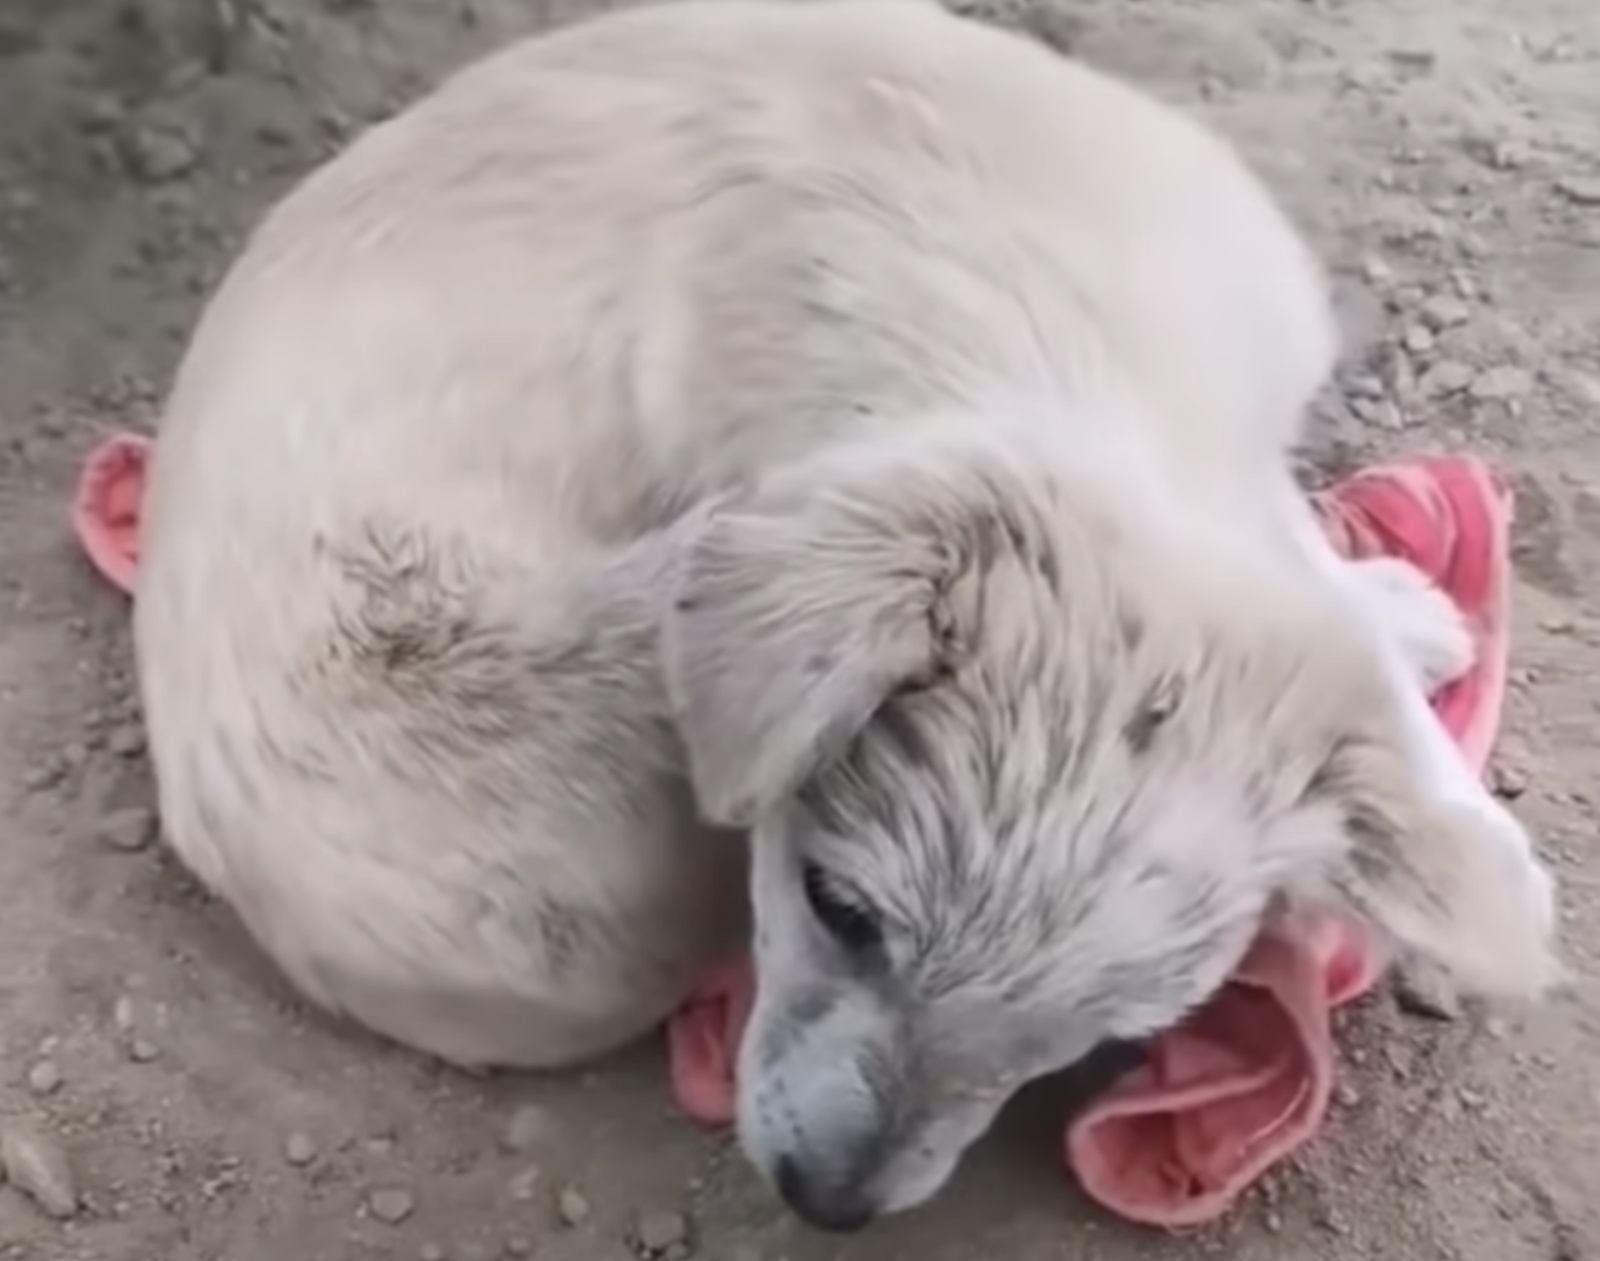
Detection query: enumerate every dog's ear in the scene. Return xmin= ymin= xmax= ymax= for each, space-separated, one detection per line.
xmin=661 ymin=474 xmax=956 ymax=827
xmin=1314 ymin=731 xmax=1560 ymax=999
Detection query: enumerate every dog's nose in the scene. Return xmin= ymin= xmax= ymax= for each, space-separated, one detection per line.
xmin=774 ymin=1156 xmax=877 ymax=1233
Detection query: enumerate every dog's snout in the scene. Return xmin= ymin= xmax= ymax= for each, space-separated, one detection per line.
xmin=775 ymin=1155 xmax=878 ymax=1233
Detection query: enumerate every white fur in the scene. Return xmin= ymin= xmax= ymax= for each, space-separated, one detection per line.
xmin=133 ymin=0 xmax=1558 ymax=1230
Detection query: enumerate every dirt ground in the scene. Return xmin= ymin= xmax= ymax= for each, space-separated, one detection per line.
xmin=1 ymin=0 xmax=1598 ymax=1258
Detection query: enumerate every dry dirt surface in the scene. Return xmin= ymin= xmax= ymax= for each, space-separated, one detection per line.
xmin=2 ymin=0 xmax=1598 ymax=1258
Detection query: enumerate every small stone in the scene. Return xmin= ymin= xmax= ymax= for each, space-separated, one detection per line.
xmin=1488 ymin=141 xmax=1525 ymax=170
xmin=1457 ymin=1086 xmax=1488 ymax=1112
xmin=1382 ymin=344 xmax=1419 ymax=399
xmin=1393 ymin=964 xmax=1462 ymax=1020
xmin=108 ymin=723 xmax=146 ymax=758
xmin=368 ymin=1187 xmax=416 ymax=1224
xmin=1402 ymin=325 xmax=1435 ymax=354
xmin=79 ymin=95 xmax=123 ymax=133
xmin=1419 ymin=359 xmax=1474 ymax=397
xmin=128 ymin=1038 xmax=160 ymax=1063
xmin=113 ymin=995 xmax=137 ymax=1031
xmin=1470 ymin=365 xmax=1533 ymax=402
xmin=500 ymin=1103 xmax=553 ymax=1154
xmin=1 ymin=1124 xmax=78 ymax=1218
xmin=508 ymin=1164 xmax=541 ymax=1202
xmin=1490 ymin=760 xmax=1530 ymax=799
xmin=1556 ymin=177 xmax=1600 ymax=206
xmin=23 ymin=763 xmax=61 ymax=791
xmin=27 ymin=1061 xmax=62 ymax=1096
xmin=636 ymin=1210 xmax=690 ymax=1254
xmin=1361 ymin=256 xmax=1394 ymax=287
xmin=503 ymin=1238 xmax=533 ymax=1258
xmin=1421 ymin=294 xmax=1471 ymax=329
xmin=1344 ymin=373 xmax=1386 ymax=400
xmin=1334 ymin=1082 xmax=1361 ymax=1109
xmin=96 ymin=806 xmax=157 ymax=852
xmin=121 ymin=124 xmax=201 ymax=182
xmin=556 ymin=1185 xmax=591 ymax=1227
xmin=1264 ymin=1210 xmax=1284 ymax=1233
xmin=1386 ymin=47 xmax=1437 ymax=72
xmin=284 ymin=1132 xmax=317 ymax=1166
xmin=421 ymin=1248 xmax=447 ymax=1261
xmin=1350 ymin=397 xmax=1404 ymax=428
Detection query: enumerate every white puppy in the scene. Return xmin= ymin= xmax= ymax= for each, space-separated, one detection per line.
xmin=133 ymin=0 xmax=1558 ymax=1231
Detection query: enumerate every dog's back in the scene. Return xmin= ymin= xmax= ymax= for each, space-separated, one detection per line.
xmin=133 ymin=0 xmax=1339 ymax=1067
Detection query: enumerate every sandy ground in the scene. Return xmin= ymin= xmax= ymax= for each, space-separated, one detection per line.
xmin=1 ymin=0 xmax=1598 ymax=1258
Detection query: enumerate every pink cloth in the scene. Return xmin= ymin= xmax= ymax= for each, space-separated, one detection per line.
xmin=73 ymin=432 xmax=149 ymax=595
xmin=71 ymin=435 xmax=1511 ymax=1228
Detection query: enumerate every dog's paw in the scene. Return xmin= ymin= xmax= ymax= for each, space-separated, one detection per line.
xmin=1348 ymin=556 xmax=1476 ymax=693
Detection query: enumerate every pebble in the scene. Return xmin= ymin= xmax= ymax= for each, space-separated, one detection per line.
xmin=1393 ymin=964 xmax=1463 ymax=1020
xmin=500 ymin=1103 xmax=553 ymax=1154
xmin=368 ymin=1187 xmax=417 ymax=1224
xmin=121 ymin=124 xmax=201 ymax=182
xmin=27 ymin=1060 xmax=63 ymax=1096
xmin=556 ymin=1184 xmax=591 ymax=1227
xmin=503 ymin=1238 xmax=533 ymax=1258
xmin=1350 ymin=397 xmax=1405 ymax=429
xmin=421 ymin=1248 xmax=447 ymax=1261
xmin=636 ymin=1210 xmax=690 ymax=1255
xmin=1 ymin=1123 xmax=78 ymax=1218
xmin=128 ymin=1038 xmax=160 ymax=1063
xmin=78 ymin=94 xmax=123 ymax=134
xmin=508 ymin=1164 xmax=541 ymax=1202
xmin=1381 ymin=343 xmax=1418 ymax=398
xmin=96 ymin=805 xmax=157 ymax=852
xmin=284 ymin=1132 xmax=318 ymax=1166
xmin=1402 ymin=324 xmax=1434 ymax=354
xmin=1556 ymin=177 xmax=1600 ymax=206
xmin=1420 ymin=294 xmax=1471 ymax=329
xmin=1386 ymin=47 xmax=1437 ymax=72
xmin=1490 ymin=760 xmax=1530 ymax=799
xmin=1419 ymin=359 xmax=1474 ymax=397
xmin=22 ymin=762 xmax=62 ymax=791
xmin=1470 ymin=365 xmax=1533 ymax=402
xmin=108 ymin=723 xmax=146 ymax=758
xmin=1480 ymin=140 xmax=1526 ymax=171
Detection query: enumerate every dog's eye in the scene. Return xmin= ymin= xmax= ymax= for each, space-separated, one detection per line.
xmin=801 ymin=862 xmax=882 ymax=953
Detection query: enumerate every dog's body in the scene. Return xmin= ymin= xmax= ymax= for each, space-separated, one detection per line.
xmin=135 ymin=0 xmax=1557 ymax=1229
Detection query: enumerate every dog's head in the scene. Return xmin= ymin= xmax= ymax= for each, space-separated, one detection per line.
xmin=661 ymin=427 xmax=1556 ymax=1230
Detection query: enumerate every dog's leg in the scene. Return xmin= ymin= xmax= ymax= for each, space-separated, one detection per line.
xmin=1275 ymin=480 xmax=1553 ymax=914
xmin=1340 ymin=555 xmax=1477 ymax=695
xmin=1273 ymin=479 xmax=1556 ymax=1005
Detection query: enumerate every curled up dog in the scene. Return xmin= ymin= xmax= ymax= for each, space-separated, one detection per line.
xmin=131 ymin=0 xmax=1560 ymax=1231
